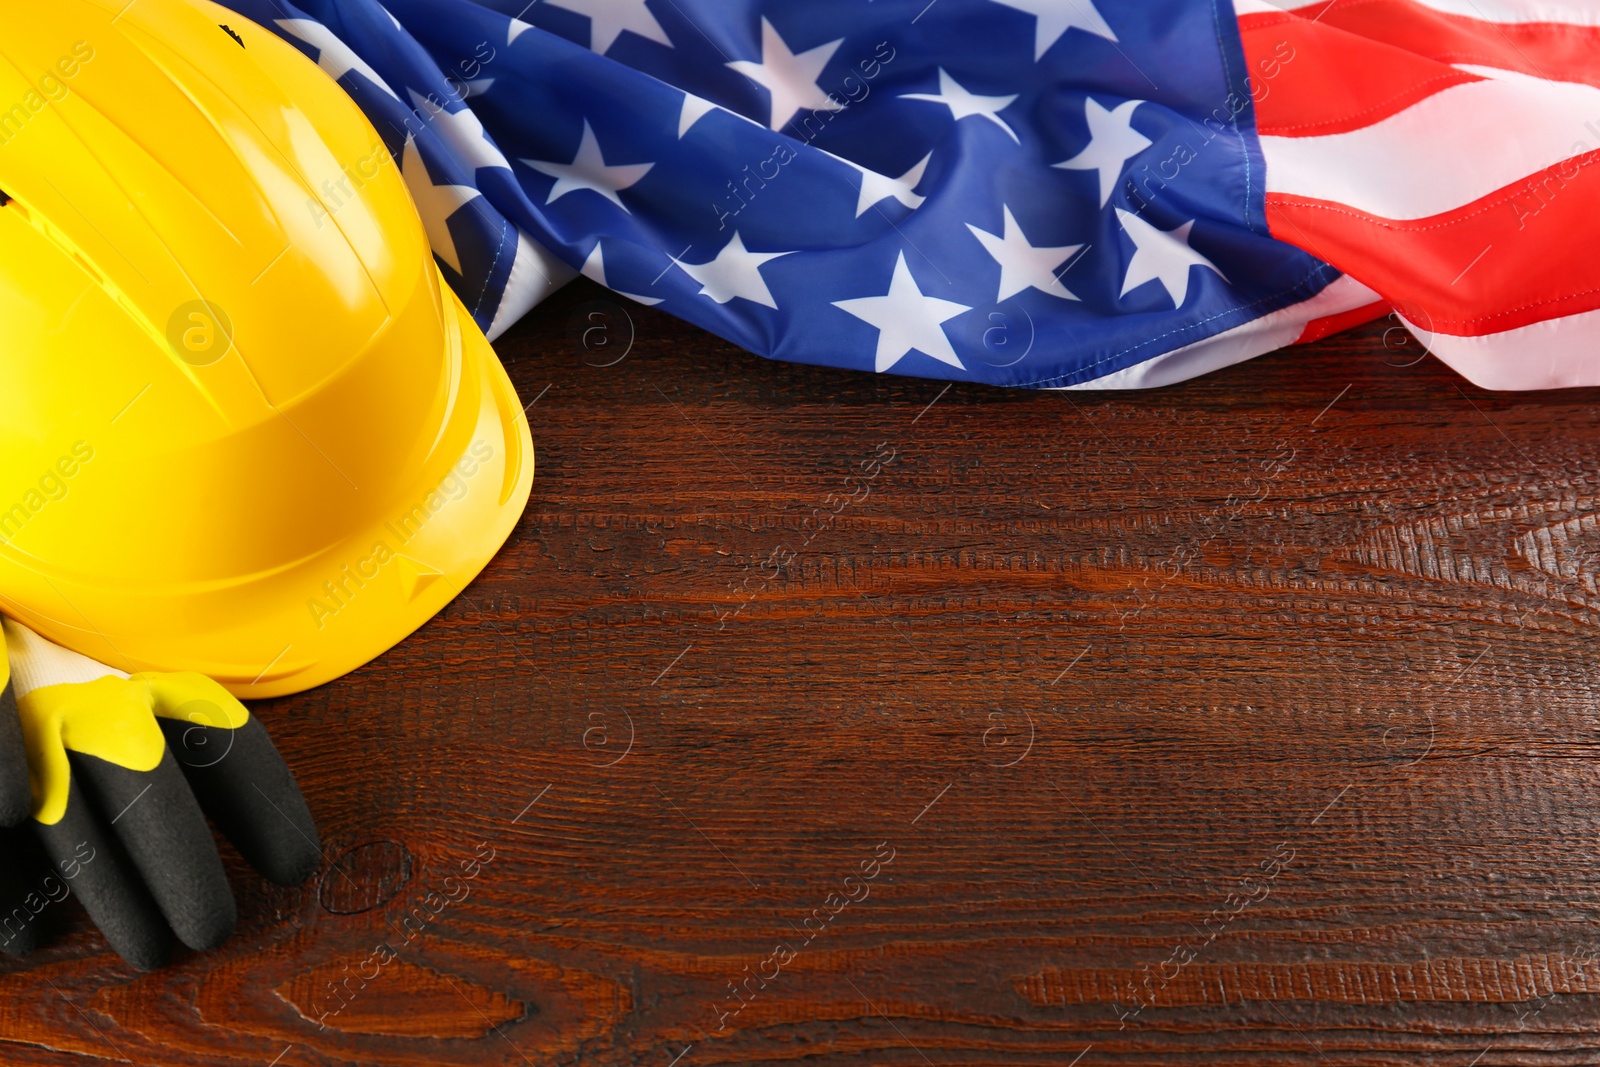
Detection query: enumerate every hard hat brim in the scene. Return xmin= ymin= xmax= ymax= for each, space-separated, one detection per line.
xmin=8 ymin=283 xmax=535 ymax=699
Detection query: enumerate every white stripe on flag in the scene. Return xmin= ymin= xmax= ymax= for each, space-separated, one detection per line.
xmin=1259 ymin=70 xmax=1600 ymax=218
xmin=485 ymin=231 xmax=577 ymax=342
xmin=1406 ymin=0 xmax=1600 ymax=25
xmin=1403 ymin=308 xmax=1600 ymax=390
xmin=1060 ymin=275 xmax=1381 ymax=390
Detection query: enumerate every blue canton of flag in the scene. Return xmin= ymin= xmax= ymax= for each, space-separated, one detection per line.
xmin=218 ymin=0 xmax=1359 ymax=388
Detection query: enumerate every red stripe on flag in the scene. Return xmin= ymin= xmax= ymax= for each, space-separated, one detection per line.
xmin=1293 ymin=301 xmax=1390 ymax=344
xmin=1265 ymin=148 xmax=1600 ymax=337
xmin=1240 ymin=11 xmax=1482 ymax=136
xmin=1256 ymin=0 xmax=1600 ymax=89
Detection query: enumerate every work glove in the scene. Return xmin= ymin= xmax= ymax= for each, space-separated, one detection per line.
xmin=0 ymin=619 xmax=320 ymax=970
xmin=0 ymin=821 xmax=61 ymax=958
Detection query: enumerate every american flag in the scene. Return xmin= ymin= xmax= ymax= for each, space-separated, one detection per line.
xmin=216 ymin=0 xmax=1596 ymax=390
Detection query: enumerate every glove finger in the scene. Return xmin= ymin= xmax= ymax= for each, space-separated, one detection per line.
xmin=0 ymin=824 xmax=52 ymax=956
xmin=35 ymin=778 xmax=172 ymax=970
xmin=69 ymin=747 xmax=235 ymax=952
xmin=159 ymin=714 xmax=320 ymax=886
xmin=0 ymin=676 xmax=31 ymax=826
xmin=148 ymin=677 xmax=321 ymax=887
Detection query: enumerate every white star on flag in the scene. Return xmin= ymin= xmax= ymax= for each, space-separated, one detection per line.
xmin=827 ymin=151 xmax=932 ymax=217
xmin=408 ymin=90 xmax=512 ymax=173
xmin=675 ymin=232 xmax=794 ymax=308
xmin=727 ymin=18 xmax=845 ymax=131
xmin=677 ymin=92 xmax=766 ymax=139
xmin=522 ymin=121 xmax=654 ymax=211
xmin=276 ymin=19 xmax=400 ymax=100
xmin=966 ymin=205 xmax=1082 ymax=302
xmin=679 ymin=93 xmax=719 ymax=137
xmin=507 ymin=17 xmax=534 ymax=45
xmin=581 ymin=242 xmax=663 ymax=305
xmin=1116 ymin=209 xmax=1227 ymax=307
xmin=400 ymin=137 xmax=481 ymax=275
xmin=990 ymin=0 xmax=1117 ymax=60
xmin=545 ymin=0 xmax=673 ymax=54
xmin=1054 ymin=98 xmax=1149 ymax=206
xmin=901 ymin=69 xmax=1019 ymax=144
xmin=834 ymin=252 xmax=972 ymax=372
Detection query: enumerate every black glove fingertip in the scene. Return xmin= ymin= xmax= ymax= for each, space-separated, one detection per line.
xmin=71 ymin=750 xmax=236 ymax=952
xmin=36 ymin=782 xmax=173 ymax=972
xmin=160 ymin=717 xmax=321 ymax=886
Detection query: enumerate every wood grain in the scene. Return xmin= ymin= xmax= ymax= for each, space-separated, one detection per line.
xmin=5 ymin=280 xmax=1600 ymax=1066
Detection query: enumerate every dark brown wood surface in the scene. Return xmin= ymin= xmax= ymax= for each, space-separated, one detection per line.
xmin=6 ymin=279 xmax=1600 ymax=1066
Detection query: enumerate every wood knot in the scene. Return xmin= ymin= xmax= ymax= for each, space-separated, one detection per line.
xmin=319 ymin=839 xmax=412 ymax=915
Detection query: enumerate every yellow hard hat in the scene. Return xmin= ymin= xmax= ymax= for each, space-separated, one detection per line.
xmin=0 ymin=0 xmax=534 ymax=698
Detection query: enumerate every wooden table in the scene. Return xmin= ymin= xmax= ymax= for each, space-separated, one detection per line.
xmin=6 ymin=279 xmax=1600 ymax=1066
